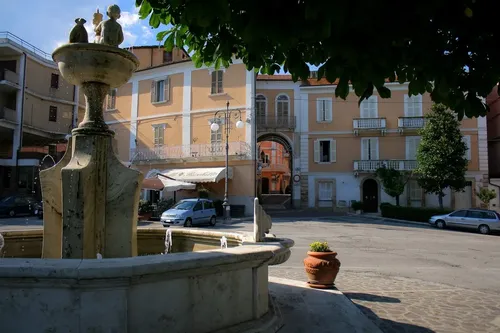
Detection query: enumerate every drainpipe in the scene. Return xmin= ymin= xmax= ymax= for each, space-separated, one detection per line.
xmin=253 ymin=72 xmax=257 ymax=199
xmin=15 ymin=52 xmax=27 ymax=188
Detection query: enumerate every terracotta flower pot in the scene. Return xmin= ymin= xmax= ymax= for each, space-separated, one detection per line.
xmin=303 ymin=251 xmax=341 ymax=289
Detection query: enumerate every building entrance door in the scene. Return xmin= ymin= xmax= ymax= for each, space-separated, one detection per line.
xmin=363 ymin=179 xmax=379 ymax=212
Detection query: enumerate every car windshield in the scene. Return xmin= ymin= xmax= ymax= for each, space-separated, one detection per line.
xmin=171 ymin=201 xmax=195 ymax=210
xmin=0 ymin=196 xmax=13 ymax=203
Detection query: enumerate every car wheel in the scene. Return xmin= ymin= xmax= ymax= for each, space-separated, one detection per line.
xmin=435 ymin=219 xmax=446 ymax=229
xmin=209 ymin=216 xmax=216 ymax=226
xmin=184 ymin=218 xmax=192 ymax=227
xmin=9 ymin=210 xmax=15 ymax=217
xmin=478 ymin=224 xmax=490 ymax=235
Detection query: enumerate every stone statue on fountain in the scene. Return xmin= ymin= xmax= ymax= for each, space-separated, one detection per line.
xmin=95 ymin=4 xmax=124 ymax=47
xmin=41 ymin=4 xmax=142 ymax=259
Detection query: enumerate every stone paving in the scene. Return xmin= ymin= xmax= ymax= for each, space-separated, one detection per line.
xmin=269 ymin=266 xmax=500 ymax=333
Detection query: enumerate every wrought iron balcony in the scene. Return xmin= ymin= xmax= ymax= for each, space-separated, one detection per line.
xmin=398 ymin=116 xmax=426 ymax=132
xmin=256 ymin=116 xmax=296 ymax=131
xmin=261 ymin=162 xmax=290 ymax=173
xmin=353 ymin=159 xmax=418 ymax=172
xmin=353 ymin=118 xmax=386 ymax=135
xmin=130 ymin=141 xmax=251 ymax=162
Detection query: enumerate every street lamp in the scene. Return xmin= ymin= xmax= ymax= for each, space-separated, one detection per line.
xmin=211 ymin=101 xmax=244 ymax=223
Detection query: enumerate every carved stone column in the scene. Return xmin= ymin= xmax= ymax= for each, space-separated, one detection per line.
xmin=41 ymin=42 xmax=142 ymax=259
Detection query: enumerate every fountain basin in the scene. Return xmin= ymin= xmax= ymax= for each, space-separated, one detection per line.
xmin=1 ymin=228 xmax=293 ymax=265
xmin=52 ymin=43 xmax=139 ymax=87
xmin=0 ymin=228 xmax=293 ymax=332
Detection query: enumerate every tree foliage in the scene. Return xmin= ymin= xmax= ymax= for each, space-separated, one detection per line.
xmin=375 ymin=167 xmax=411 ymax=206
xmin=476 ymin=187 xmax=497 ymax=208
xmin=136 ymin=0 xmax=499 ymax=117
xmin=416 ymin=104 xmax=468 ymax=209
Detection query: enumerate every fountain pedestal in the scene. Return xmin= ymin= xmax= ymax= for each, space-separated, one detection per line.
xmin=40 ymin=43 xmax=142 ymax=259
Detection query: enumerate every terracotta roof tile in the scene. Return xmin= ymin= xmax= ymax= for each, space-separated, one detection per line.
xmin=257 ymin=74 xmax=293 ymax=81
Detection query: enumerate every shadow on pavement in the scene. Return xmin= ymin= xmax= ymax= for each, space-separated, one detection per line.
xmin=269 ymin=278 xmax=433 ymax=333
xmin=343 ymin=292 xmax=401 ymax=304
xmin=354 ymin=303 xmax=436 ymax=333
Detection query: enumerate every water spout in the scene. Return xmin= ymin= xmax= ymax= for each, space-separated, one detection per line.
xmin=220 ymin=236 xmax=228 ymax=249
xmin=0 ymin=233 xmax=4 ymax=253
xmin=164 ymin=229 xmax=172 ymax=254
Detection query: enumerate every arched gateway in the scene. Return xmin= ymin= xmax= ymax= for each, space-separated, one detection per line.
xmin=257 ymin=132 xmax=294 ymax=208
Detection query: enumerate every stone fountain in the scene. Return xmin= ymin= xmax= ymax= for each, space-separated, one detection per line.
xmin=0 ymin=5 xmax=293 ymax=333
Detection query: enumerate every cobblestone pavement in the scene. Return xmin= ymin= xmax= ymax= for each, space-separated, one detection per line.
xmin=269 ymin=267 xmax=500 ymax=333
xmin=262 ymin=216 xmax=500 ymax=333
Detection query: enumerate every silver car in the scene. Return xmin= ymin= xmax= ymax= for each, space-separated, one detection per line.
xmin=429 ymin=209 xmax=500 ymax=235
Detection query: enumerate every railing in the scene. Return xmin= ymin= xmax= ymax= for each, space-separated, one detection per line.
xmin=0 ymin=107 xmax=17 ymax=122
xmin=261 ymin=162 xmax=290 ymax=173
xmin=131 ymin=141 xmax=251 ymax=162
xmin=0 ymin=31 xmax=53 ymax=62
xmin=398 ymin=116 xmax=426 ymax=129
xmin=354 ymin=159 xmax=418 ymax=172
xmin=256 ymin=116 xmax=296 ymax=130
xmin=0 ymin=68 xmax=19 ymax=85
xmin=353 ymin=118 xmax=386 ymax=130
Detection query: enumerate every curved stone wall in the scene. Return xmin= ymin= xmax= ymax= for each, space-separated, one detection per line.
xmin=0 ymin=228 xmax=293 ymax=332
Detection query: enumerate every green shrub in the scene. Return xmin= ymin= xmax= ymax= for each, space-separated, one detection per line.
xmin=156 ymin=198 xmax=174 ymax=213
xmin=138 ymin=200 xmax=153 ymax=214
xmin=380 ymin=203 xmax=452 ymax=222
xmin=351 ymin=201 xmax=363 ymax=211
xmin=379 ymin=202 xmax=392 ymax=209
xmin=309 ymin=241 xmax=331 ymax=252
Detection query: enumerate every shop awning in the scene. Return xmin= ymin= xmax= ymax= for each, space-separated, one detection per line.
xmin=142 ymin=177 xmax=164 ymax=191
xmin=161 ymin=167 xmax=233 ymax=183
xmin=142 ymin=175 xmax=197 ymax=191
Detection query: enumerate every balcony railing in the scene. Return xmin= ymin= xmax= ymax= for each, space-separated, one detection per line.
xmin=261 ymin=162 xmax=290 ymax=173
xmin=353 ymin=159 xmax=418 ymax=172
xmin=131 ymin=141 xmax=251 ymax=162
xmin=0 ymin=106 xmax=16 ymax=122
xmin=353 ymin=118 xmax=386 ymax=135
xmin=398 ymin=116 xmax=426 ymax=131
xmin=0 ymin=68 xmax=20 ymax=86
xmin=256 ymin=116 xmax=296 ymax=130
xmin=0 ymin=31 xmax=53 ymax=62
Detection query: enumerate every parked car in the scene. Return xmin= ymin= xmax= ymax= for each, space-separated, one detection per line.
xmin=429 ymin=208 xmax=500 ymax=235
xmin=160 ymin=198 xmax=217 ymax=227
xmin=0 ymin=195 xmax=38 ymax=217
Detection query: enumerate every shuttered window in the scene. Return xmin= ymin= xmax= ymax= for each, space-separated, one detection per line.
xmin=151 ymin=77 xmax=170 ymax=103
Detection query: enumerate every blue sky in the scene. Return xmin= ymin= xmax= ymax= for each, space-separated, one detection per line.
xmin=0 ymin=0 xmax=162 ymax=53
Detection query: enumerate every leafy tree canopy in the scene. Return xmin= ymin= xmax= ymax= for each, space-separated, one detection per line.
xmin=375 ymin=167 xmax=411 ymax=206
xmin=137 ymin=0 xmax=499 ymax=118
xmin=416 ymin=103 xmax=468 ymax=208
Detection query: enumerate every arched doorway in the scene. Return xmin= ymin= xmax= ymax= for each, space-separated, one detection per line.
xmin=362 ymin=178 xmax=379 ymax=212
xmin=257 ymin=133 xmax=293 ymax=208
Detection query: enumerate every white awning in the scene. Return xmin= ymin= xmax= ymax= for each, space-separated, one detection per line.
xmin=161 ymin=167 xmax=233 ymax=183
xmin=142 ymin=176 xmax=196 ymax=191
xmin=158 ymin=175 xmax=196 ymax=192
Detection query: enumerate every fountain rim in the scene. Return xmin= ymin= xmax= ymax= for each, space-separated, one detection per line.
xmin=52 ymin=42 xmax=140 ymax=68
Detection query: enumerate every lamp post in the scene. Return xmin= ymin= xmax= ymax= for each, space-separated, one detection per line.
xmin=210 ymin=101 xmax=244 ymax=223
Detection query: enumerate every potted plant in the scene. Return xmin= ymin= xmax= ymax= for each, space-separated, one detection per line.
xmin=351 ymin=201 xmax=363 ymax=214
xmin=303 ymin=241 xmax=341 ymax=289
xmin=138 ymin=200 xmax=153 ymax=221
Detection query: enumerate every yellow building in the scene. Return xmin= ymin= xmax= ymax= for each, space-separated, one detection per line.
xmin=106 ymin=44 xmax=487 ymax=214
xmin=256 ymin=74 xmax=488 ymax=211
xmin=108 ymin=46 xmax=257 ymax=215
xmin=0 ymin=32 xmax=81 ymax=199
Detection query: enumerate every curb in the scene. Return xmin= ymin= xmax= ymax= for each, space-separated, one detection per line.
xmin=346 ymin=213 xmax=431 ymax=228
